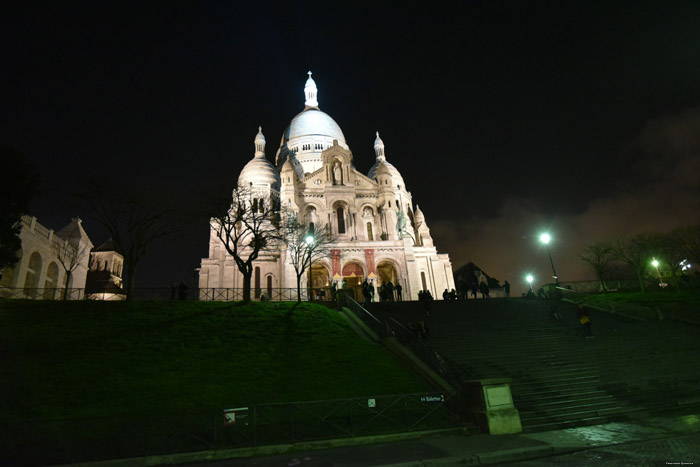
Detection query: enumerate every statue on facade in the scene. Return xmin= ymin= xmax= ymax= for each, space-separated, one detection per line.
xmin=333 ymin=162 xmax=342 ymax=185
xmin=396 ymin=209 xmax=412 ymax=240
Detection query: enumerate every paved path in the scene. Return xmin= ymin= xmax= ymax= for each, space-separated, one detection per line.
xmin=171 ymin=410 xmax=700 ymax=467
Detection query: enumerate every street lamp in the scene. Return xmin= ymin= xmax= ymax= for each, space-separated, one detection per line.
xmin=539 ymin=233 xmax=560 ymax=287
xmin=651 ymin=258 xmax=667 ymax=288
xmin=306 ymin=234 xmax=314 ymax=301
xmin=526 ymin=274 xmax=534 ymax=292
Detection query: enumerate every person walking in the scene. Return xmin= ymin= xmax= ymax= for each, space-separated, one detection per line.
xmin=386 ymin=280 xmax=395 ymax=301
xmin=395 ymin=282 xmax=403 ymax=301
xmin=576 ymin=303 xmax=594 ymax=338
xmin=362 ymin=280 xmax=371 ymax=307
xmin=504 ymin=280 xmax=511 ymax=298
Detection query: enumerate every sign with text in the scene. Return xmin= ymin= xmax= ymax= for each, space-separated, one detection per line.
xmin=420 ymin=395 xmax=445 ymax=402
xmin=223 ymin=407 xmax=249 ymax=425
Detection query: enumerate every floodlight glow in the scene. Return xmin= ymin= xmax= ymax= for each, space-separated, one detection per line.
xmin=652 ymin=259 xmax=659 ymax=268
xmin=526 ymin=274 xmax=533 ymax=284
xmin=305 ymin=235 xmax=314 ymax=244
xmin=681 ymin=259 xmax=691 ymax=271
xmin=539 ymin=233 xmax=551 ymax=244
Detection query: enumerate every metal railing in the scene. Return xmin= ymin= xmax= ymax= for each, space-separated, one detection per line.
xmin=0 ymin=287 xmax=86 ymax=300
xmin=342 ymin=294 xmax=388 ymax=339
xmin=386 ymin=318 xmax=476 ymax=393
xmin=0 ymin=287 xmax=338 ymax=302
xmin=0 ymin=393 xmax=461 ymax=466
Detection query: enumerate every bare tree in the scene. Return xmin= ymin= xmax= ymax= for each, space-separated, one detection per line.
xmin=280 ymin=210 xmax=334 ymax=303
xmin=53 ymin=219 xmax=92 ymax=299
xmin=579 ymin=241 xmax=615 ymax=292
xmin=611 ymin=233 xmax=663 ymax=293
xmin=656 ymin=227 xmax=700 ymax=292
xmin=210 ymin=187 xmax=281 ymax=302
xmin=671 ymin=225 xmax=700 ymax=266
xmin=87 ymin=182 xmax=176 ymax=300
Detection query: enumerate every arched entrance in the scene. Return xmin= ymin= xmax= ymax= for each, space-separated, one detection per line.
xmin=341 ymin=262 xmax=365 ymax=288
xmin=376 ymin=261 xmax=399 ymax=288
xmin=309 ymin=263 xmax=330 ymax=288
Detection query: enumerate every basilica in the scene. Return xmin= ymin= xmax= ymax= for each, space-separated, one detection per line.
xmin=198 ymin=73 xmax=455 ymax=300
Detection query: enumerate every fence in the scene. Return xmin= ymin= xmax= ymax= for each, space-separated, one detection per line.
xmin=0 ymin=287 xmax=337 ymax=302
xmin=0 ymin=393 xmax=462 ymax=466
xmin=0 ymin=287 xmax=86 ymax=300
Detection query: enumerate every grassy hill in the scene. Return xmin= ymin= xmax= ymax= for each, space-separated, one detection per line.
xmin=579 ymin=289 xmax=700 ymax=322
xmin=0 ymin=300 xmax=425 ymax=422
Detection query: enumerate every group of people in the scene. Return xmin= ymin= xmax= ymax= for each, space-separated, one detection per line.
xmin=361 ymin=279 xmax=403 ymax=306
xmin=454 ymin=280 xmax=496 ymax=299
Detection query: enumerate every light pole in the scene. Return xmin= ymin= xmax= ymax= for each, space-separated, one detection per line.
xmin=539 ymin=233 xmax=560 ymax=287
xmin=306 ymin=234 xmax=314 ymax=301
xmin=526 ymin=274 xmax=534 ymax=293
xmin=651 ymin=258 xmax=667 ymax=288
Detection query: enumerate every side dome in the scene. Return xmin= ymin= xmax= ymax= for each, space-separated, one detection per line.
xmin=238 ymin=127 xmax=281 ymax=190
xmin=368 ymin=159 xmax=405 ymax=187
xmin=239 ymin=157 xmax=280 ymax=190
xmin=367 ymin=132 xmax=405 ymax=188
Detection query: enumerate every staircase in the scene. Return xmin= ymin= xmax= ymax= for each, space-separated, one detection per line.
xmin=368 ymin=299 xmax=700 ymax=431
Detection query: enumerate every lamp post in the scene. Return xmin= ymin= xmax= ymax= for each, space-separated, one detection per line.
xmin=526 ymin=274 xmax=534 ymax=293
xmin=306 ymin=234 xmax=314 ymax=301
xmin=651 ymin=258 xmax=667 ymax=288
xmin=539 ymin=233 xmax=560 ymax=287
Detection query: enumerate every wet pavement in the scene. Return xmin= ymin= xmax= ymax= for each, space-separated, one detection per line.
xmin=168 ymin=410 xmax=700 ymax=467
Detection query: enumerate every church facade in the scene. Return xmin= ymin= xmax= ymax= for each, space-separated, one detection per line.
xmin=199 ymin=73 xmax=455 ymax=300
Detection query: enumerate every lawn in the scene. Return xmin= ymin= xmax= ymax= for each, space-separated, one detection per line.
xmin=582 ymin=289 xmax=700 ymax=322
xmin=0 ymin=300 xmax=426 ymax=422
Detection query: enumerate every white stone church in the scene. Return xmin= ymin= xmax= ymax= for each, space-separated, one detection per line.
xmin=198 ymin=73 xmax=455 ymax=300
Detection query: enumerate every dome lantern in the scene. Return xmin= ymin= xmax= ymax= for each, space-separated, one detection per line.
xmin=254 ymin=126 xmax=266 ymax=157
xmin=374 ymin=131 xmax=386 ymax=161
xmin=304 ymin=71 xmax=319 ymax=108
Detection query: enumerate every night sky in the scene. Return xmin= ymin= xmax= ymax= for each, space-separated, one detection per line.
xmin=3 ymin=1 xmax=700 ymax=293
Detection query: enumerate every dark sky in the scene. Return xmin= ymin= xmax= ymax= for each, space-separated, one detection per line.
xmin=3 ymin=1 xmax=700 ymax=292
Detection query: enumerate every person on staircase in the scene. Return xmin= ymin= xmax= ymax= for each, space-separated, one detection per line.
xmin=577 ymin=303 xmax=594 ymax=338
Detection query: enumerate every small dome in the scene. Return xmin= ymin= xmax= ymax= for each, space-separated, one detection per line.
xmin=376 ymin=161 xmax=391 ymax=176
xmin=281 ymin=155 xmax=295 ymax=173
xmin=239 ymin=156 xmax=280 ymax=189
xmin=368 ymin=132 xmax=404 ymax=188
xmin=369 ymin=159 xmax=405 ymax=187
xmin=239 ymin=128 xmax=280 ymax=189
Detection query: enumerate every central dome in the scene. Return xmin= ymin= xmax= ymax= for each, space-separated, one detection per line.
xmin=275 ymin=73 xmax=350 ymax=177
xmin=286 ymin=109 xmax=346 ymax=144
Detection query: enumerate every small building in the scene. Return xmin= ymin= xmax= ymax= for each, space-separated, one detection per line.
xmin=0 ymin=216 xmax=93 ymax=299
xmin=85 ymin=239 xmax=125 ymax=300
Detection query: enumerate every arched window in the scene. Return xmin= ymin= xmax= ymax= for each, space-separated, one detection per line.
xmin=254 ymin=267 xmax=261 ymax=298
xmin=309 ymin=222 xmax=315 ymax=235
xmin=267 ymin=275 xmax=273 ymax=296
xmin=367 ymin=222 xmax=373 ymax=241
xmin=337 ymin=207 xmax=346 ymax=234
xmin=252 ymin=198 xmax=258 ymax=213
xmin=421 ymin=271 xmax=428 ymax=292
